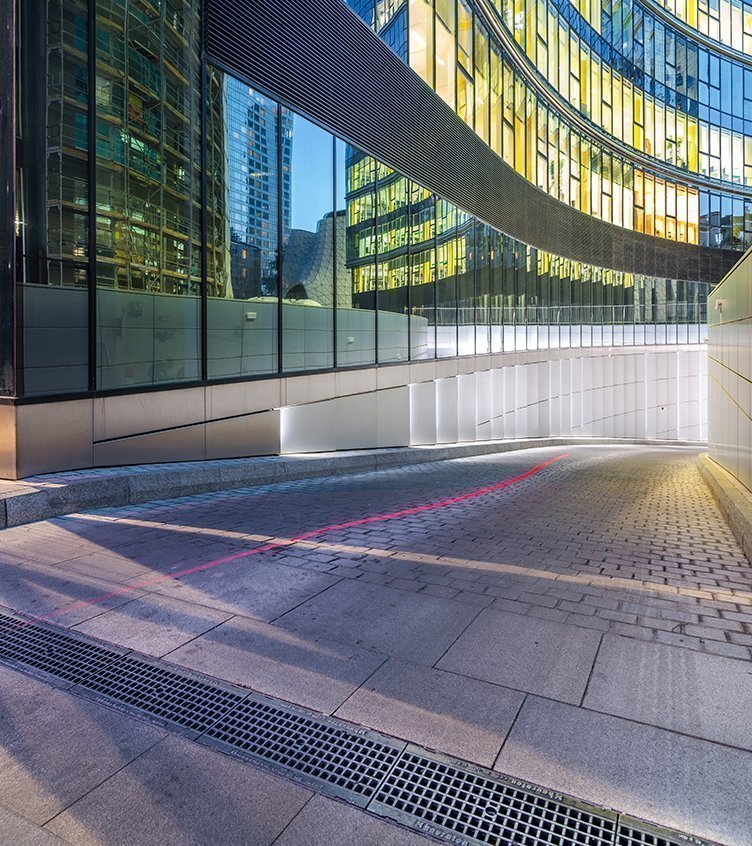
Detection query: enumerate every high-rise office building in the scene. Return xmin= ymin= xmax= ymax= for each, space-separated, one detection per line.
xmin=0 ymin=0 xmax=746 ymax=477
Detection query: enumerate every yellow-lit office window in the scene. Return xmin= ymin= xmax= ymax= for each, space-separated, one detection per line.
xmin=490 ymin=47 xmax=502 ymax=155
xmin=687 ymin=189 xmax=699 ymax=244
xmin=666 ymin=182 xmax=676 ymax=240
xmin=612 ymin=75 xmax=623 ymax=142
xmin=547 ymin=13 xmax=559 ymax=90
xmin=409 ymin=0 xmax=434 ymax=87
xmin=457 ymin=68 xmax=474 ymax=128
xmin=644 ymin=174 xmax=654 ymax=236
xmin=654 ymin=177 xmax=666 ymax=238
xmin=580 ymin=140 xmax=591 ymax=215
xmin=745 ymin=137 xmax=752 ymax=186
xmin=569 ymin=39 xmax=579 ymax=109
xmin=435 ymin=19 xmax=456 ymax=108
xmin=633 ymin=88 xmax=644 ymax=151
xmin=579 ymin=50 xmax=590 ymax=116
xmin=600 ymin=67 xmax=612 ymax=135
xmin=475 ymin=23 xmax=490 ymax=144
xmin=590 ymin=58 xmax=601 ymax=126
xmin=514 ymin=77 xmax=526 ymax=175
xmin=526 ymin=92 xmax=537 ymax=182
xmin=687 ymin=118 xmax=698 ymax=171
xmin=677 ymin=185 xmax=688 ymax=242
xmin=458 ymin=0 xmax=473 ymax=71
xmin=623 ymin=81 xmax=633 ymax=146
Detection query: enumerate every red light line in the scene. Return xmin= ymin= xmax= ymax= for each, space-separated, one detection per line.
xmin=13 ymin=452 xmax=569 ymax=628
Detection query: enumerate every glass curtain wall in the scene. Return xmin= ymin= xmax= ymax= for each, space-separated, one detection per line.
xmin=388 ymin=0 xmax=752 ymax=252
xmin=95 ymin=0 xmax=203 ymax=390
xmin=16 ymin=0 xmax=90 ymax=395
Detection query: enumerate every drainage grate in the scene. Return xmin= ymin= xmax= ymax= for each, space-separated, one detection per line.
xmin=616 ymin=817 xmax=695 ymax=846
xmin=0 ymin=606 xmax=726 ymax=846
xmin=75 ymin=653 xmax=248 ymax=736
xmin=203 ymin=697 xmax=403 ymax=803
xmin=0 ymin=611 xmax=121 ymax=686
xmin=371 ymin=748 xmax=616 ymax=846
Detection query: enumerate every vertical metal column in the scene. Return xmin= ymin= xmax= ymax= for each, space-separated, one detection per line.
xmin=87 ymin=0 xmax=97 ymax=391
xmin=0 ymin=0 xmax=17 ymax=395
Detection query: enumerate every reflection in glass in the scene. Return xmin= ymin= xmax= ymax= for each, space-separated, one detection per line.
xmin=341 ymin=143 xmax=377 ymax=366
xmin=377 ymin=168 xmax=409 ymax=362
xmin=282 ymin=111 xmax=335 ymax=372
xmin=17 ymin=0 xmax=90 ymax=394
xmin=206 ymin=71 xmax=284 ymax=378
xmin=95 ymin=0 xmax=202 ymax=389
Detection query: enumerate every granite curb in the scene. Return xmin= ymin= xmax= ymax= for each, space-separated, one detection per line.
xmin=696 ymin=453 xmax=752 ymax=564
xmin=0 ymin=437 xmax=703 ymax=529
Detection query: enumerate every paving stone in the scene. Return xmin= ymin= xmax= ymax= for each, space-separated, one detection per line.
xmin=584 ymin=635 xmax=752 ymax=750
xmin=72 ymin=592 xmax=232 ymax=657
xmin=0 ymin=805 xmax=68 ymax=845
xmin=0 ymin=664 xmax=164 ymax=825
xmin=166 ymin=614 xmax=385 ymax=714
xmin=495 ymin=696 xmax=752 ymax=846
xmin=274 ymin=795 xmax=430 ymax=846
xmin=336 ymin=658 xmax=523 ymax=767
xmin=45 ymin=735 xmax=311 ymax=846
xmin=277 ymin=579 xmax=479 ymax=665
xmin=144 ymin=560 xmax=341 ymax=623
xmin=437 ymin=608 xmax=601 ymax=704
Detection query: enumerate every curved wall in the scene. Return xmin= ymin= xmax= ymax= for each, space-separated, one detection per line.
xmin=205 ymin=0 xmax=737 ymax=282
xmin=0 ymin=344 xmax=708 ymax=478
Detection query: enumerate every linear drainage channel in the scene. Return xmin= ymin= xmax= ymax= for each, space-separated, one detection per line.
xmin=0 ymin=609 xmax=723 ymax=846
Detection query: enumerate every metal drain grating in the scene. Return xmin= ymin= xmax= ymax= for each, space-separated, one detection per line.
xmin=76 ymin=653 xmax=248 ymax=735
xmin=371 ymin=748 xmax=616 ymax=846
xmin=616 ymin=817 xmax=690 ymax=846
xmin=0 ymin=606 xmax=726 ymax=846
xmin=203 ymin=697 xmax=404 ymax=803
xmin=0 ymin=611 xmax=121 ymax=685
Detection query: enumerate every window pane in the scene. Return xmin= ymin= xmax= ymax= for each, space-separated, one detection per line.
xmin=340 ymin=142 xmax=376 ymax=367
xmin=282 ymin=111 xmax=335 ymax=372
xmin=96 ymin=0 xmax=202 ymax=389
xmin=206 ymin=71 xmax=279 ymax=379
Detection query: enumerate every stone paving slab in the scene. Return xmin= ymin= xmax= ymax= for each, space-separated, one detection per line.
xmin=437 ymin=608 xmax=602 ymax=704
xmin=494 ymin=696 xmax=752 ymax=846
xmin=272 ymin=795 xmax=429 ymax=846
xmin=72 ymin=593 xmax=233 ymax=658
xmin=0 ymin=665 xmax=165 ymax=826
xmin=0 ymin=806 xmax=68 ymax=846
xmin=165 ymin=613 xmax=386 ymax=714
xmin=276 ymin=579 xmax=481 ymax=665
xmin=1 ymin=444 xmax=751 ymax=845
xmin=334 ymin=657 xmax=524 ymax=767
xmin=584 ymin=633 xmax=752 ymax=750
xmin=44 ymin=734 xmax=312 ymax=846
xmin=141 ymin=559 xmax=341 ymax=623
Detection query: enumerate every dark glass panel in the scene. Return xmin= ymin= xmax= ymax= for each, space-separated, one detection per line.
xmin=281 ymin=110 xmax=335 ymax=373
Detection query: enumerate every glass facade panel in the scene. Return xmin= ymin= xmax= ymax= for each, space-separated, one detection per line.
xmin=206 ymin=72 xmax=281 ymax=379
xmin=282 ymin=111 xmax=335 ymax=373
xmin=8 ymin=4 xmax=720 ymax=408
xmin=95 ymin=0 xmax=202 ymax=390
xmin=341 ymin=142 xmax=377 ymax=367
xmin=16 ymin=0 xmax=90 ymax=395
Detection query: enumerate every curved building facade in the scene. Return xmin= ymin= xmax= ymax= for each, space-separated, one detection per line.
xmin=0 ymin=0 xmax=742 ymax=476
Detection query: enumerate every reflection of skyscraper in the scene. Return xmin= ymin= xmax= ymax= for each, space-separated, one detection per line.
xmin=225 ymin=78 xmax=292 ymax=297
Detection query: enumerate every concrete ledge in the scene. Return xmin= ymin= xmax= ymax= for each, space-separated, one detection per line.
xmin=697 ymin=453 xmax=752 ymax=564
xmin=0 ymin=438 xmax=704 ymax=530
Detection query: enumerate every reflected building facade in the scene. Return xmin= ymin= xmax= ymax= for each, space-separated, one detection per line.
xmin=0 ymin=0 xmax=745 ymax=476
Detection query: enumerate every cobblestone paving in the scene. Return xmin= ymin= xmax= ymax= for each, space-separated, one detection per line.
xmin=2 ymin=444 xmax=752 ymax=845
xmin=1 ymin=445 xmax=750 ymax=660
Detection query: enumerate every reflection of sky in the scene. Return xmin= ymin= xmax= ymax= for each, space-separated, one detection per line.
xmin=290 ymin=115 xmax=339 ymax=233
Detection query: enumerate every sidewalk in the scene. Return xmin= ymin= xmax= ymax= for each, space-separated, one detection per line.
xmin=0 ymin=444 xmax=750 ymax=845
